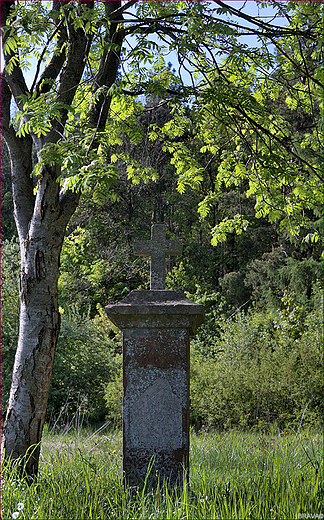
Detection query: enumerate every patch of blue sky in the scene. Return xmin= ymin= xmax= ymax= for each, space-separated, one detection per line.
xmin=120 ymin=0 xmax=288 ymax=93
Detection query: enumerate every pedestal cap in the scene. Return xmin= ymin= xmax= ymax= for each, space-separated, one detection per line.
xmin=105 ymin=290 xmax=204 ymax=335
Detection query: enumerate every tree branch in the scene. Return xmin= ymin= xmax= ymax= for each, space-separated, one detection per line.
xmin=58 ymin=187 xmax=81 ymax=227
xmin=1 ymin=73 xmax=34 ymax=241
xmin=1 ymin=0 xmax=29 ymax=108
xmin=106 ymin=0 xmax=137 ymax=21
xmin=87 ymin=2 xmax=124 ymax=133
xmin=213 ymin=0 xmax=318 ymax=39
xmin=52 ymin=1 xmax=94 ymax=135
xmin=231 ymin=103 xmax=323 ymax=182
xmin=268 ymin=35 xmax=323 ymax=89
xmin=32 ymin=2 xmax=68 ymax=95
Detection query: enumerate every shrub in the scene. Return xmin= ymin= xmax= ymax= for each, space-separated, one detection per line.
xmin=1 ymin=238 xmax=20 ymax=420
xmin=48 ymin=305 xmax=122 ymax=424
xmin=190 ymin=301 xmax=323 ymax=432
xmin=104 ymin=362 xmax=123 ymax=428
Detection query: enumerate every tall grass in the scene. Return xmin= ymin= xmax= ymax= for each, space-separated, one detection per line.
xmin=2 ymin=425 xmax=323 ymax=519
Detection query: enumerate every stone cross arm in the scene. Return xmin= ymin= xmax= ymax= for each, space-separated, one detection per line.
xmin=134 ymin=224 xmax=182 ymax=290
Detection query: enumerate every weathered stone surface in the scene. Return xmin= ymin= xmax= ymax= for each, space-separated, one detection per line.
xmin=134 ymin=224 xmax=182 ymax=290
xmin=122 ymin=329 xmax=190 ymax=488
xmin=105 ymin=289 xmax=203 ymax=489
xmin=105 ymin=290 xmax=204 ymax=335
xmin=123 ymin=446 xmax=189 ymax=488
xmin=123 ymin=328 xmax=189 ymax=369
xmin=128 ymin=378 xmax=183 ymax=450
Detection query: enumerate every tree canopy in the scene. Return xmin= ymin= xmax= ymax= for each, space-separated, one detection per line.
xmin=2 ymin=1 xmax=322 ymax=242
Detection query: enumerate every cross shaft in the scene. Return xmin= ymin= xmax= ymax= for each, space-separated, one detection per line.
xmin=134 ymin=224 xmax=182 ymax=289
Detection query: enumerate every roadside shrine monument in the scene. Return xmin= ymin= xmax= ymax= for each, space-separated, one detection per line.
xmin=105 ymin=224 xmax=204 ymax=488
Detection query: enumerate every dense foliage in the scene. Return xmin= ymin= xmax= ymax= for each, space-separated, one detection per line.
xmin=2 ymin=237 xmax=322 ymax=430
xmin=190 ymin=296 xmax=323 ymax=431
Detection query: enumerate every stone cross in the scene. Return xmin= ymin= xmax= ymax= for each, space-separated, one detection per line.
xmin=105 ymin=224 xmax=204 ymax=489
xmin=134 ymin=224 xmax=182 ymax=289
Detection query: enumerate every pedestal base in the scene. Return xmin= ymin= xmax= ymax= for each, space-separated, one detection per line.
xmin=105 ymin=290 xmax=204 ymax=489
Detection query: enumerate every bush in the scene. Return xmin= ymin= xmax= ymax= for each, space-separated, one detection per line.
xmin=104 ymin=361 xmax=123 ymax=428
xmin=1 ymin=238 xmax=20 ymax=420
xmin=190 ymin=300 xmax=323 ymax=432
xmin=48 ymin=305 xmax=122 ymax=424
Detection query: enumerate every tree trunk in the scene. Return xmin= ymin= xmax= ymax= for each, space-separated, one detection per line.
xmin=2 ymin=263 xmax=61 ymax=477
xmin=1 ymin=165 xmax=78 ymax=477
xmin=0 ymin=0 xmax=122 ymax=478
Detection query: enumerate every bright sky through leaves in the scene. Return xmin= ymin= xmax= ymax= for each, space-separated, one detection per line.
xmin=1 ymin=0 xmax=285 ymax=90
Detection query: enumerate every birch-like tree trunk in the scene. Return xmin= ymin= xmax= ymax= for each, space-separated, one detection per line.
xmin=1 ymin=163 xmax=78 ymax=476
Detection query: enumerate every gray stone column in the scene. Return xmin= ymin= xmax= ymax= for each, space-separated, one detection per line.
xmin=105 ymin=289 xmax=204 ymax=489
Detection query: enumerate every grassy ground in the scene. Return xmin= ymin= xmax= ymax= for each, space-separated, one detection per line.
xmin=2 ymin=425 xmax=323 ymax=520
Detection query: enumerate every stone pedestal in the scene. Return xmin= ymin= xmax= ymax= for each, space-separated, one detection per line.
xmin=105 ymin=290 xmax=204 ymax=488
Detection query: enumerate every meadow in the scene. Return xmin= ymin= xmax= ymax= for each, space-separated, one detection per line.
xmin=2 ymin=424 xmax=323 ymax=520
